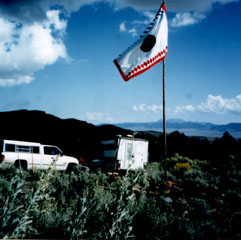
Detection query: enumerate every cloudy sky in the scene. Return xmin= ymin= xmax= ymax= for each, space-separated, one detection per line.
xmin=0 ymin=0 xmax=241 ymax=125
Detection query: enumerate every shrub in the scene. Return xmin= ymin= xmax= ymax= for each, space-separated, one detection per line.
xmin=174 ymin=162 xmax=191 ymax=172
xmin=0 ymin=154 xmax=241 ymax=239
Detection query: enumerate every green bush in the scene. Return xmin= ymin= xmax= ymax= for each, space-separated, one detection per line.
xmin=174 ymin=162 xmax=191 ymax=172
xmin=0 ymin=155 xmax=241 ymax=239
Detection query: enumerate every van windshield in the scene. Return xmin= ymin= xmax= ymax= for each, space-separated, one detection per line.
xmin=44 ymin=146 xmax=62 ymax=155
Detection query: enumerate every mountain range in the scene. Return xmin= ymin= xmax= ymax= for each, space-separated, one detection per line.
xmin=0 ymin=110 xmax=131 ymax=160
xmin=115 ymin=119 xmax=241 ymax=138
xmin=0 ymin=109 xmax=240 ymax=164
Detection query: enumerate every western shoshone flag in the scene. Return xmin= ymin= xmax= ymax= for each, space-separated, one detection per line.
xmin=114 ymin=2 xmax=168 ymax=81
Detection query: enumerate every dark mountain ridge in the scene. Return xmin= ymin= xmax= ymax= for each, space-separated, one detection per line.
xmin=0 ymin=110 xmax=240 ymax=163
xmin=0 ymin=110 xmax=131 ymax=160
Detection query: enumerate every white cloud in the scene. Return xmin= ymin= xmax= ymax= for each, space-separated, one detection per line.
xmin=117 ymin=0 xmax=239 ymax=12
xmin=86 ymin=112 xmax=114 ymax=122
xmin=128 ymin=28 xmax=137 ymax=37
xmin=135 ymin=95 xmax=241 ymax=116
xmin=133 ymin=104 xmax=147 ymax=112
xmin=46 ymin=10 xmax=67 ymax=32
xmin=0 ymin=76 xmax=33 ymax=87
xmin=119 ymin=10 xmax=156 ymax=37
xmin=119 ymin=21 xmax=137 ymax=37
xmin=197 ymin=94 xmax=241 ymax=113
xmin=0 ymin=0 xmax=103 ymax=23
xmin=120 ymin=22 xmax=127 ymax=32
xmin=0 ymin=0 xmax=105 ymax=87
xmin=115 ymin=0 xmax=237 ymax=27
xmin=133 ymin=104 xmax=163 ymax=112
xmin=170 ymin=12 xmax=206 ymax=27
xmin=174 ymin=94 xmax=241 ymax=115
xmin=142 ymin=11 xmax=155 ymax=21
xmin=117 ymin=0 xmax=237 ymax=28
xmin=147 ymin=104 xmax=163 ymax=112
xmin=174 ymin=105 xmax=196 ymax=114
xmin=0 ymin=10 xmax=67 ymax=87
xmin=0 ymin=18 xmax=15 ymax=42
xmin=1 ymin=0 xmax=238 ymax=25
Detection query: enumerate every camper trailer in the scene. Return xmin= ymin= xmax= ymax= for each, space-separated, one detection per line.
xmin=101 ymin=136 xmax=148 ymax=172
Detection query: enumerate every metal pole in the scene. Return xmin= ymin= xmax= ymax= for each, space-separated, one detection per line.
xmin=163 ymin=59 xmax=167 ymax=181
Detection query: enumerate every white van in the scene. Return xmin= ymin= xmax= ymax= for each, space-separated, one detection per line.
xmin=0 ymin=139 xmax=79 ymax=172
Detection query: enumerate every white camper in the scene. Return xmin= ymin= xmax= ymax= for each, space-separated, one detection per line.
xmin=100 ymin=136 xmax=149 ymax=171
xmin=116 ymin=136 xmax=148 ymax=171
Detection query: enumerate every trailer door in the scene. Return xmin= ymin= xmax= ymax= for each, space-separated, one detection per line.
xmin=117 ymin=139 xmax=133 ymax=170
xmin=125 ymin=141 xmax=134 ymax=169
xmin=132 ymin=140 xmax=148 ymax=169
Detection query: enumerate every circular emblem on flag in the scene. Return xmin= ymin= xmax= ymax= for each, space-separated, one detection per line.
xmin=140 ymin=35 xmax=156 ymax=52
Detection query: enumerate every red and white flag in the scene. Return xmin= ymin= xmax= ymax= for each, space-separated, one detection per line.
xmin=114 ymin=2 xmax=168 ymax=81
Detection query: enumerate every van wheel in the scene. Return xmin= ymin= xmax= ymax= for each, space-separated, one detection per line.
xmin=66 ymin=163 xmax=76 ymax=174
xmin=15 ymin=160 xmax=27 ymax=171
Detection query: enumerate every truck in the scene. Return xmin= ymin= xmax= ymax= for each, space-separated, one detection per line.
xmin=100 ymin=135 xmax=149 ymax=172
xmin=0 ymin=139 xmax=79 ymax=172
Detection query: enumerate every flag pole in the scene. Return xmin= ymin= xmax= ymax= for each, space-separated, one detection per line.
xmin=162 ymin=0 xmax=167 ymax=182
xmin=163 ymin=59 xmax=167 ymax=181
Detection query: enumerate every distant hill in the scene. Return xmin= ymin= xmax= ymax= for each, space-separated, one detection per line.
xmin=0 ymin=110 xmax=131 ymax=160
xmin=115 ymin=119 xmax=241 ymax=138
xmin=1 ymin=110 xmax=241 ymax=164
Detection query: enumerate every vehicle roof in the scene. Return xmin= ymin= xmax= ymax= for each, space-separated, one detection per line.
xmin=120 ymin=137 xmax=148 ymax=142
xmin=3 ymin=139 xmax=41 ymax=146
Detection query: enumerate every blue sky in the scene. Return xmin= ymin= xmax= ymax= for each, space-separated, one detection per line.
xmin=0 ymin=0 xmax=241 ymax=125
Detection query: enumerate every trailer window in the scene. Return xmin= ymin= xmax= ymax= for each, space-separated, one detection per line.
xmin=5 ymin=144 xmax=15 ymax=152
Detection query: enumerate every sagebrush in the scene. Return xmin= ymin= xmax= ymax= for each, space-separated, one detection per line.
xmin=0 ymin=154 xmax=241 ymax=239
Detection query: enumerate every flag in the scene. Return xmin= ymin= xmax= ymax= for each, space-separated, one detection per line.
xmin=114 ymin=2 xmax=168 ymax=81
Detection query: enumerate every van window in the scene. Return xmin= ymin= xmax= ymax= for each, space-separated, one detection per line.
xmin=32 ymin=146 xmax=40 ymax=154
xmin=44 ymin=146 xmax=61 ymax=155
xmin=5 ymin=144 xmax=15 ymax=152
xmin=16 ymin=145 xmax=31 ymax=153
